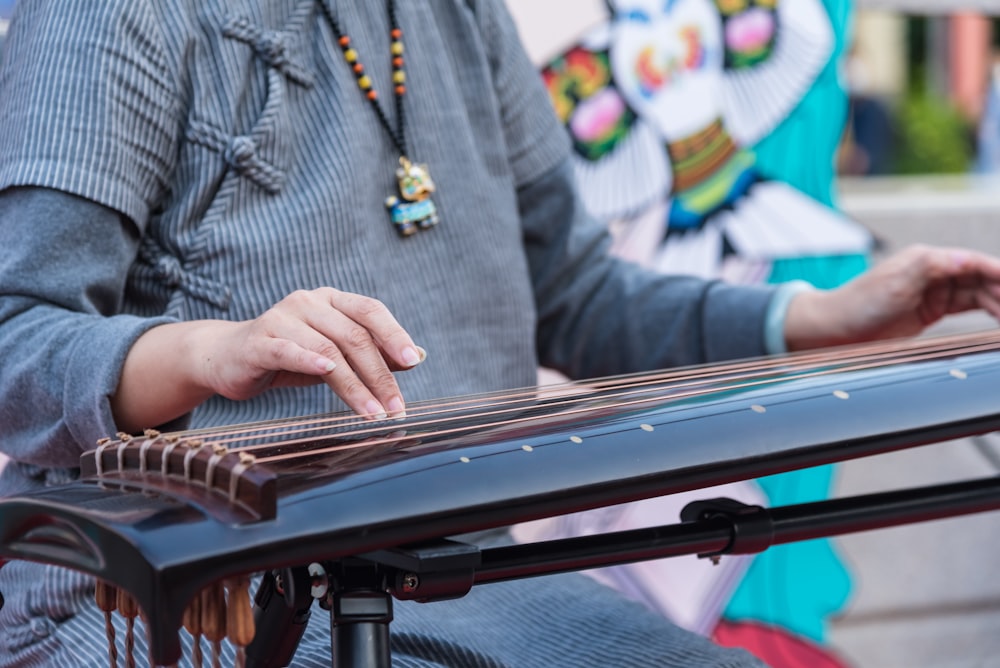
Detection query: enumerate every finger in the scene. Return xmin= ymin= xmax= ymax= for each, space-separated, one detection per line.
xmin=943 ymin=268 xmax=984 ymax=313
xmin=321 ymin=355 xmax=400 ymax=419
xmin=306 ymin=307 xmax=407 ymax=418
xmin=383 ymin=345 xmax=428 ymax=372
xmin=974 ymin=283 xmax=1000 ymax=321
xmin=208 ymin=328 xmax=332 ymax=401
xmin=917 ymin=280 xmax=954 ymax=326
xmin=944 ymin=252 xmax=1000 ymax=317
xmin=326 ymin=290 xmax=426 ymax=369
xmin=985 ymin=280 xmax=1000 ymax=309
xmin=269 ymin=331 xmax=402 ymax=420
xmin=247 ymin=319 xmax=340 ymax=378
xmin=931 ymin=247 xmax=1000 ymax=284
xmin=899 ymin=247 xmax=1000 ymax=315
xmin=962 ymin=250 xmax=1000 ymax=283
xmin=273 ymin=289 xmax=418 ymax=417
xmin=261 ymin=318 xmax=401 ymax=419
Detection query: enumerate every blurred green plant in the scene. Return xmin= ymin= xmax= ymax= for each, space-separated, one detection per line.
xmin=892 ymin=92 xmax=974 ymax=174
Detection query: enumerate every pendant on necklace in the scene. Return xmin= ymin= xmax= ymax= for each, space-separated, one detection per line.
xmin=384 ymin=156 xmax=440 ymax=237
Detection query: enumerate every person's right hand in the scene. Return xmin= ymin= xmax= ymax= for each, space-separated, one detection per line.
xmin=112 ymin=288 xmax=425 ymax=434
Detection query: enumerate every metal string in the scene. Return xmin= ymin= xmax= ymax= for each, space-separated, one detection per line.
xmin=145 ymin=330 xmax=1000 ymax=462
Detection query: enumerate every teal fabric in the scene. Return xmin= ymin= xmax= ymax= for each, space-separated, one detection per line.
xmin=726 ymin=465 xmax=853 ymax=642
xmin=723 ymin=0 xmax=867 ymax=643
xmin=753 ymin=0 xmax=852 ymax=209
xmin=768 ymin=253 xmax=870 ymax=290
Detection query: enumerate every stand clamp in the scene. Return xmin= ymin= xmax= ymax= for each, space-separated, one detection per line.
xmin=680 ymin=497 xmax=775 ymax=561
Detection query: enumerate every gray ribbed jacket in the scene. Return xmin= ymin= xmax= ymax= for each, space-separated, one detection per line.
xmin=0 ymin=1 xmax=770 ymax=665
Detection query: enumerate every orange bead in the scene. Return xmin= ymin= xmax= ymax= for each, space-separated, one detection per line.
xmin=353 ymin=63 xmax=364 ymax=74
xmin=393 ymin=57 xmax=404 ymax=68
xmin=391 ymin=28 xmax=402 ymax=39
xmin=338 ymin=36 xmax=351 ymax=47
xmin=395 ymin=85 xmax=406 ymax=96
xmin=367 ymin=90 xmax=378 ymax=101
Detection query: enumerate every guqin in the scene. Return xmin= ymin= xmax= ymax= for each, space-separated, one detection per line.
xmin=3 ymin=330 xmax=1000 ymax=667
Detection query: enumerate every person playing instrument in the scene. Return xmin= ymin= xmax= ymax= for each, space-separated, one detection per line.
xmin=2 ymin=1 xmax=1000 ymax=666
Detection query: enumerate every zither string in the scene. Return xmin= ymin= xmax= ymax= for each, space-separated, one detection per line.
xmin=253 ymin=333 xmax=1000 ymax=463
xmin=175 ymin=329 xmax=1000 ymax=442
xmin=153 ymin=330 xmax=1000 ymax=464
xmin=168 ymin=330 xmax=1000 ymax=446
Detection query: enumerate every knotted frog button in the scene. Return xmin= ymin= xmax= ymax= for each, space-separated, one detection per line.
xmin=30 ymin=617 xmax=54 ymax=639
xmin=225 ymin=136 xmax=257 ymax=167
xmin=257 ymin=31 xmax=289 ymax=67
xmin=152 ymin=254 xmax=184 ymax=287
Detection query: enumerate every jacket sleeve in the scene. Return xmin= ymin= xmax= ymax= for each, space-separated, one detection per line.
xmin=473 ymin=0 xmax=777 ymax=377
xmin=521 ymin=160 xmax=776 ymax=379
xmin=0 ymin=189 xmax=180 ymax=468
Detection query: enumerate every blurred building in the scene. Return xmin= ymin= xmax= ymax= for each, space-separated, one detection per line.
xmin=854 ymin=1 xmax=997 ymax=119
xmin=840 ymin=2 xmax=999 ymax=175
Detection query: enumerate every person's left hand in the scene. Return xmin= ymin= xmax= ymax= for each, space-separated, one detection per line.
xmin=784 ymin=244 xmax=1000 ymax=351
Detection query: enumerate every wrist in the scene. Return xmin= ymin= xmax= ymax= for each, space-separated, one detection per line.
xmin=765 ymin=280 xmax=815 ymax=354
xmin=174 ymin=319 xmax=238 ymax=398
xmin=112 ymin=321 xmax=222 ymax=433
xmin=783 ymin=287 xmax=847 ymax=352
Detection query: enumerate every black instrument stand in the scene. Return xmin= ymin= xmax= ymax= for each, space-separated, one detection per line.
xmin=245 ymin=540 xmax=481 ymax=668
xmin=244 ymin=475 xmax=1000 ymax=668
xmin=326 ymin=562 xmax=392 ymax=668
xmin=322 ymin=540 xmax=482 ymax=668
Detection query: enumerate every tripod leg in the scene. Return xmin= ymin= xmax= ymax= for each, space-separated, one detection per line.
xmin=328 ymin=564 xmax=393 ymax=668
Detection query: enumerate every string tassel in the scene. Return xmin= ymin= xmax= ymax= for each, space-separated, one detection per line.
xmin=225 ymin=576 xmax=256 ymax=668
xmin=94 ymin=580 xmax=119 ymax=668
xmin=116 ymin=589 xmax=140 ymax=668
xmin=182 ymin=588 xmax=204 ymax=668
xmin=200 ymin=582 xmax=227 ymax=668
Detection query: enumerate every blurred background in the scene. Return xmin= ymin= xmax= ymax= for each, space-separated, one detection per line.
xmin=2 ymin=1 xmax=1000 ymax=666
xmin=838 ymin=2 xmax=999 ymax=179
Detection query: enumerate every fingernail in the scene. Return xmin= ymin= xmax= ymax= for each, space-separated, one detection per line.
xmin=318 ymin=358 xmax=337 ymax=373
xmin=387 ymin=396 xmax=406 ymax=418
xmin=365 ymin=400 xmax=387 ymax=421
xmin=401 ymin=346 xmax=423 ymax=367
xmin=416 ymin=346 xmax=427 ymax=362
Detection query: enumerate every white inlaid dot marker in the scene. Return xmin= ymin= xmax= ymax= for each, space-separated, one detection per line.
xmin=570 ymin=436 xmax=583 ymax=444
xmin=950 ymin=369 xmax=968 ymax=380
xmin=459 ymin=456 xmax=470 ymax=464
xmin=833 ymin=390 xmax=850 ymax=400
xmin=640 ymin=424 xmax=654 ymax=432
xmin=521 ymin=445 xmax=534 ymax=452
xmin=751 ymin=405 xmax=766 ymax=414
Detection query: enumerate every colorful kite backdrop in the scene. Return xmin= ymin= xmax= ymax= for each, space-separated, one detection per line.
xmin=542 ymin=0 xmax=871 ymax=285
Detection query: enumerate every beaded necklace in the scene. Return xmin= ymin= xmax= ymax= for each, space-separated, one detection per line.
xmin=319 ymin=0 xmax=439 ymax=237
